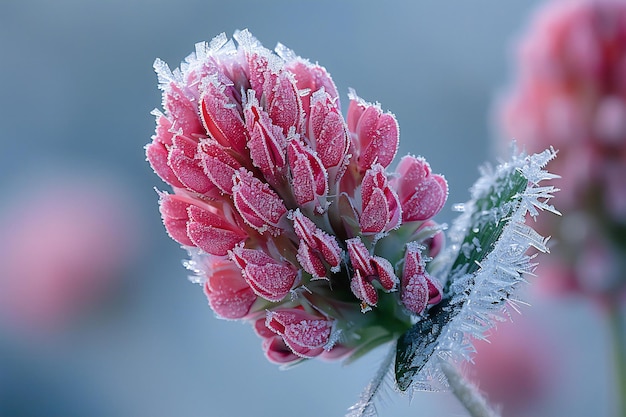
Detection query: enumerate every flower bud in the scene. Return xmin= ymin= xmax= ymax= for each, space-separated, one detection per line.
xmin=162 ymin=83 xmax=204 ymax=138
xmin=347 ymin=90 xmax=399 ymax=172
xmin=234 ymin=29 xmax=278 ymax=101
xmin=146 ymin=138 xmax=185 ymax=189
xmin=158 ymin=192 xmax=195 ymax=246
xmin=200 ymin=80 xmax=248 ymax=156
xmin=232 ymin=168 xmax=288 ymax=236
xmin=203 ymin=258 xmax=257 ymax=319
xmin=282 ymin=55 xmax=339 ymax=120
xmin=392 ymin=155 xmax=448 ymax=222
xmin=168 ymin=135 xmax=215 ymax=195
xmin=230 ymin=245 xmax=297 ymax=302
xmin=197 ymin=138 xmax=242 ymax=194
xmin=244 ymin=92 xmax=288 ymax=186
xmin=401 ymin=243 xmax=442 ymax=314
xmin=291 ymin=209 xmax=343 ymax=277
xmin=265 ymin=308 xmax=333 ymax=358
xmin=308 ymin=90 xmax=350 ymax=183
xmin=360 ymin=164 xmax=401 ymax=235
xmin=287 ymin=138 xmax=328 ymax=213
xmin=186 ymin=204 xmax=248 ymax=257
xmin=253 ymin=318 xmax=301 ymax=364
xmin=347 ymin=238 xmax=398 ymax=309
xmin=159 ymin=192 xmax=247 ymax=256
xmin=265 ymin=71 xmax=303 ymax=135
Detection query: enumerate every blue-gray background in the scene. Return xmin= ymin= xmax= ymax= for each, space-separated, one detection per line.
xmin=0 ymin=1 xmax=614 ymax=416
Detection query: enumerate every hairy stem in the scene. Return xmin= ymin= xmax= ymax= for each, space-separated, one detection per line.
xmin=440 ymin=360 xmax=501 ymax=417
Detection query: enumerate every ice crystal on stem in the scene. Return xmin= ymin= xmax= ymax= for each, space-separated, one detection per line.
xmin=146 ymin=30 xmax=558 ymax=416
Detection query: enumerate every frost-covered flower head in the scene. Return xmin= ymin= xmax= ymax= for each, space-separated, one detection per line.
xmin=146 ymin=30 xmax=448 ymax=364
xmin=147 ymin=31 xmax=559 ymax=415
xmin=499 ymin=0 xmax=626 ymax=299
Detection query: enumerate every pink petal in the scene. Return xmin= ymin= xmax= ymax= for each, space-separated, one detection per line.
xmin=360 ymin=188 xmax=390 ymax=234
xmin=347 ymin=92 xmax=399 ymax=172
xmin=346 ymin=94 xmax=366 ymax=134
xmin=346 ymin=238 xmax=375 ymax=277
xmin=266 ymin=308 xmax=332 ymax=357
xmin=245 ymin=95 xmax=288 ymax=185
xmin=200 ymin=82 xmax=248 ymax=156
xmin=163 ymin=83 xmax=204 ymax=138
xmin=402 ymin=243 xmax=441 ymax=309
xmin=146 ymin=140 xmax=185 ymax=188
xmin=393 ymin=155 xmax=448 ymax=222
xmin=360 ymin=164 xmax=401 ymax=234
xmin=234 ymin=29 xmax=276 ymax=99
xmin=287 ymin=138 xmax=328 ymax=210
xmin=230 ymin=246 xmax=297 ymax=302
xmin=402 ymin=174 xmax=448 ymax=221
xmin=197 ymin=139 xmax=242 ymax=194
xmin=371 ymin=256 xmax=398 ymax=291
xmin=401 ymin=273 xmax=429 ymax=314
xmin=204 ymin=259 xmax=256 ymax=319
xmin=158 ymin=193 xmax=194 ymax=246
xmin=266 ymin=71 xmax=303 ymax=135
xmin=232 ymin=169 xmax=288 ymax=235
xmin=350 ymin=270 xmax=378 ymax=307
xmin=296 ymin=241 xmax=327 ymax=279
xmin=186 ymin=205 xmax=247 ymax=256
xmin=285 ymin=58 xmax=339 ymax=119
xmin=291 ymin=209 xmax=318 ymax=244
xmin=253 ymin=317 xmax=274 ymax=338
xmin=403 ymin=242 xmax=427 ymax=279
xmin=425 ymin=274 xmax=443 ymax=305
xmin=154 ymin=113 xmax=174 ymax=146
xmin=358 ymin=109 xmax=399 ymax=171
xmin=263 ymin=335 xmax=302 ymax=364
xmin=308 ymin=90 xmax=350 ymax=173
xmin=312 ymin=230 xmax=343 ymax=271
xmin=291 ymin=209 xmax=342 ymax=271
xmin=168 ymin=136 xmax=214 ymax=195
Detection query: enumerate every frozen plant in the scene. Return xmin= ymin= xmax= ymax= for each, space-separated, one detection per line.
xmin=497 ymin=1 xmax=626 ymax=414
xmin=146 ymin=30 xmax=558 ymax=416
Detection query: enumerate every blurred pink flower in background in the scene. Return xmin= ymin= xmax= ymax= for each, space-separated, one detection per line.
xmin=469 ymin=317 xmax=556 ymax=417
xmin=496 ymin=1 xmax=626 ymax=415
xmin=147 ymin=30 xmax=448 ymax=365
xmin=0 ymin=172 xmax=141 ymax=337
xmin=498 ymin=0 xmax=626 ymax=302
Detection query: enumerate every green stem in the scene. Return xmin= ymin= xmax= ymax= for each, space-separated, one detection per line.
xmin=608 ymin=300 xmax=626 ymax=417
xmin=440 ymin=360 xmax=501 ymax=417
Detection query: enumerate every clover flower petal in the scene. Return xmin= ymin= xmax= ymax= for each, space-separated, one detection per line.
xmin=203 ymin=257 xmax=257 ymax=320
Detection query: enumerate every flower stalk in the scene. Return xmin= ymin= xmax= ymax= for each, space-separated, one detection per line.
xmin=441 ymin=360 xmax=500 ymax=417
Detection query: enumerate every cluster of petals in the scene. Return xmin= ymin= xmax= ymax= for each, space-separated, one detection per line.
xmin=147 ymin=31 xmax=449 ymax=364
xmin=499 ymin=0 xmax=626 ymax=299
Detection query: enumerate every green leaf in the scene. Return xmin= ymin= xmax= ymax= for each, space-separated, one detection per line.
xmin=394 ymin=165 xmax=530 ymax=392
xmin=447 ymin=168 xmax=527 ymax=285
xmin=394 ymin=301 xmax=451 ymax=391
